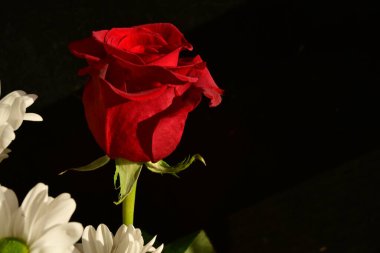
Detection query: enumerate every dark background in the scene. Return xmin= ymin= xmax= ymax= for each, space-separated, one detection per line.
xmin=1 ymin=1 xmax=380 ymax=252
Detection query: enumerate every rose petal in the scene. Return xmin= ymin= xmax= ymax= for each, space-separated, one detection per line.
xmin=68 ymin=37 xmax=106 ymax=64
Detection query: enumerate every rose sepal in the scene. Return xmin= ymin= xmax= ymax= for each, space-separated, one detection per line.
xmin=145 ymin=154 xmax=206 ymax=177
xmin=114 ymin=159 xmax=143 ymax=205
xmin=58 ymin=155 xmax=111 ymax=175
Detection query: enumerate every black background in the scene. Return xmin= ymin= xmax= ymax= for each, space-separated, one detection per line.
xmin=1 ymin=1 xmax=380 ymax=252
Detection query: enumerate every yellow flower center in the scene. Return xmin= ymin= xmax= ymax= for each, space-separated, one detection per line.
xmin=0 ymin=238 xmax=29 ymax=253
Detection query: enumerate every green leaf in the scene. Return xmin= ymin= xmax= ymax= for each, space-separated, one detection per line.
xmin=145 ymin=154 xmax=206 ymax=176
xmin=184 ymin=230 xmax=216 ymax=253
xmin=114 ymin=159 xmax=142 ymax=205
xmin=58 ymin=155 xmax=110 ymax=175
xmin=163 ymin=230 xmax=216 ymax=253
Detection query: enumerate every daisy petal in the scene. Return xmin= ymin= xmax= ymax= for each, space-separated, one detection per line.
xmin=0 ymin=125 xmax=16 ymax=151
xmin=24 ymin=113 xmax=43 ymax=122
xmin=96 ymin=224 xmax=114 ymax=253
xmin=0 ymin=103 xmax=11 ymax=123
xmin=80 ymin=224 xmax=164 ymax=253
xmin=0 ymin=186 xmax=18 ymax=237
xmin=0 ymin=89 xmax=42 ymax=162
xmin=31 ymin=222 xmax=83 ymax=252
xmin=23 ymin=94 xmax=38 ymax=108
xmin=82 ymin=226 xmax=99 ymax=253
xmin=0 ymin=183 xmax=83 ymax=253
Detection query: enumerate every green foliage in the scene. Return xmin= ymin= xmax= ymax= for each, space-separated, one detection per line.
xmin=58 ymin=155 xmax=110 ymax=175
xmin=163 ymin=230 xmax=216 ymax=253
xmin=145 ymin=154 xmax=206 ymax=177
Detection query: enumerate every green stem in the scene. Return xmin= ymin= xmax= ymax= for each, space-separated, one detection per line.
xmin=114 ymin=158 xmax=142 ymax=225
xmin=122 ymin=180 xmax=137 ymax=225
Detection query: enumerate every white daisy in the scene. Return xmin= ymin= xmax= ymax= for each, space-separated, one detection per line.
xmin=0 ymin=182 xmax=83 ymax=253
xmin=77 ymin=224 xmax=163 ymax=253
xmin=0 ymin=90 xmax=43 ymax=162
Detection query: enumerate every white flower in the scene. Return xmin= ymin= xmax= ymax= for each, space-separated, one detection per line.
xmin=76 ymin=224 xmax=163 ymax=253
xmin=0 ymin=90 xmax=43 ymax=162
xmin=0 ymin=182 xmax=83 ymax=253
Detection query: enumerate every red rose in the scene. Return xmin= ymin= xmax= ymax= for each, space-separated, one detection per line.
xmin=69 ymin=23 xmax=223 ymax=162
